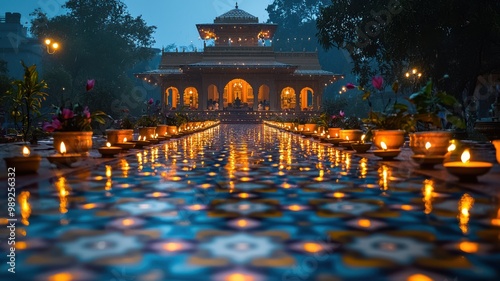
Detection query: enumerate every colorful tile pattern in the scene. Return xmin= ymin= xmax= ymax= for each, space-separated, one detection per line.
xmin=1 ymin=124 xmax=500 ymax=281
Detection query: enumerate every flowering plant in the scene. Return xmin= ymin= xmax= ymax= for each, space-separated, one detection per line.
xmin=117 ymin=108 xmax=135 ymax=129
xmin=136 ymin=98 xmax=160 ymax=127
xmin=328 ymin=110 xmax=345 ymax=127
xmin=346 ymin=76 xmax=414 ymax=133
xmin=43 ymin=103 xmax=107 ymax=132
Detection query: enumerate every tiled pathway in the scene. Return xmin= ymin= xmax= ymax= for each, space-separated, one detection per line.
xmin=1 ymin=124 xmax=500 ymax=281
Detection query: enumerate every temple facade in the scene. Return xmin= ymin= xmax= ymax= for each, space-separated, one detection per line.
xmin=137 ymin=4 xmax=341 ymax=112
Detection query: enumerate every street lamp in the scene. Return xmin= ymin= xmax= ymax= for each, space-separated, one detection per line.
xmin=44 ymin=39 xmax=60 ymax=54
xmin=405 ymin=67 xmax=423 ymax=91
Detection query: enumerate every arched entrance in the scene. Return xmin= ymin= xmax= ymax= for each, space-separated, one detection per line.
xmin=207 ymin=84 xmax=219 ymax=109
xmin=300 ymin=87 xmax=314 ymax=111
xmin=165 ymin=87 xmax=180 ymax=110
xmin=223 ymin=79 xmax=253 ymax=109
xmin=281 ymin=87 xmax=296 ymax=110
xmin=258 ymin=85 xmax=270 ymax=110
xmin=184 ymin=87 xmax=199 ymax=109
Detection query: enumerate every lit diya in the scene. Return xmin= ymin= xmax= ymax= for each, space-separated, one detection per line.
xmin=351 ymin=134 xmax=372 ymax=153
xmin=3 ymin=146 xmax=42 ymax=174
xmin=372 ymin=141 xmax=401 ymax=160
xmin=98 ymin=142 xmax=122 ymax=158
xmin=47 ymin=141 xmax=82 ymax=168
xmin=114 ymin=137 xmax=135 ymax=150
xmin=411 ymin=142 xmax=445 ymax=169
xmin=325 ymin=133 xmax=342 ymax=145
xmin=444 ymin=149 xmax=493 ymax=182
xmin=148 ymin=134 xmax=160 ymax=144
xmin=131 ymin=136 xmax=150 ymax=149
xmin=339 ymin=136 xmax=355 ymax=150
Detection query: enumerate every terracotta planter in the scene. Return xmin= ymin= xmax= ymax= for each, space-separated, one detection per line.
xmin=372 ymin=130 xmax=405 ymax=149
xmin=304 ymin=123 xmax=317 ymax=133
xmin=409 ymin=131 xmax=453 ymax=155
xmin=138 ymin=127 xmax=156 ymax=140
xmin=156 ymin=125 xmax=168 ymax=136
xmin=340 ymin=129 xmax=363 ymax=142
xmin=167 ymin=125 xmax=178 ymax=135
xmin=327 ymin=127 xmax=341 ymax=138
xmin=53 ymin=131 xmax=93 ymax=154
xmin=106 ymin=129 xmax=133 ymax=144
xmin=493 ymin=140 xmax=500 ymax=164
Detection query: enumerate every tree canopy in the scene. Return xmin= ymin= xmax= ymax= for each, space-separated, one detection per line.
xmin=30 ymin=0 xmax=157 ymax=116
xmin=316 ymin=0 xmax=500 ymax=99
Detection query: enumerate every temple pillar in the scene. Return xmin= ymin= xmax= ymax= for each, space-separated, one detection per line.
xmin=294 ymin=87 xmax=300 ymax=112
xmin=268 ymin=83 xmax=277 ymax=110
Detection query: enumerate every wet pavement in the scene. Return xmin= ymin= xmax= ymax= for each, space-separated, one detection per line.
xmin=1 ymin=124 xmax=500 ymax=281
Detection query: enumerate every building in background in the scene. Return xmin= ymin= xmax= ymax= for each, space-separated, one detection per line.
xmin=136 ymin=4 xmax=342 ymax=112
xmin=0 ymin=12 xmax=41 ymax=78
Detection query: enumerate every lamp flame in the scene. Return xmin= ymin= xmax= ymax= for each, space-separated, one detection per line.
xmin=448 ymin=143 xmax=456 ymax=152
xmin=361 ymin=135 xmax=366 ymax=141
xmin=60 ymin=142 xmax=67 ymax=154
xmin=123 ymin=137 xmax=127 ymax=142
xmin=22 ymin=146 xmax=30 ymax=157
xmin=346 ymin=136 xmax=350 ymax=141
xmin=106 ymin=142 xmax=111 ymax=148
xmin=461 ymin=149 xmax=471 ymax=164
xmin=425 ymin=142 xmax=431 ymax=150
xmin=380 ymin=141 xmax=388 ymax=150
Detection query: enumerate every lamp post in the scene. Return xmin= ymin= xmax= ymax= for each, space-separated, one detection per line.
xmin=44 ymin=39 xmax=60 ymax=54
xmin=405 ymin=67 xmax=422 ymax=92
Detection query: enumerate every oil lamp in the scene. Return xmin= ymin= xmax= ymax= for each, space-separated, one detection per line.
xmin=373 ymin=141 xmax=401 ymax=160
xmin=98 ymin=142 xmax=122 ymax=158
xmin=114 ymin=137 xmax=135 ymax=150
xmin=443 ymin=149 xmax=493 ymax=182
xmin=47 ymin=141 xmax=82 ymax=168
xmin=3 ymin=146 xmax=42 ymax=174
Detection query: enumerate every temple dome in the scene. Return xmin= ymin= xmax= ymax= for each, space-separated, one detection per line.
xmin=214 ymin=3 xmax=258 ymax=23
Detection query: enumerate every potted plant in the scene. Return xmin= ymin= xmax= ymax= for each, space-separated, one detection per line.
xmin=7 ymin=61 xmax=48 ymax=144
xmin=340 ymin=116 xmax=364 ymax=141
xmin=345 ymin=77 xmax=413 ymax=149
xmin=136 ymin=98 xmax=160 ymax=139
xmin=408 ymin=78 xmax=465 ymax=155
xmin=43 ymin=103 xmax=107 ymax=154
xmin=106 ymin=108 xmax=134 ymax=144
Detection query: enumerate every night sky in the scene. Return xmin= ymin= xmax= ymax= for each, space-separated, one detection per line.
xmin=0 ymin=0 xmax=273 ymax=49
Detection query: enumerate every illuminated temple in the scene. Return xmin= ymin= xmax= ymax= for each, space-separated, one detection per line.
xmin=137 ymin=4 xmax=341 ymax=112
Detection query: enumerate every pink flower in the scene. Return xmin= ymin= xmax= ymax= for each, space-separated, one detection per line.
xmin=43 ymin=121 xmax=55 ymax=132
xmin=148 ymin=98 xmax=154 ymax=105
xmin=43 ymin=119 xmax=62 ymax=132
xmin=52 ymin=118 xmax=62 ymax=130
xmin=83 ymin=106 xmax=90 ymax=118
xmin=62 ymin=108 xmax=74 ymax=119
xmin=86 ymin=79 xmax=95 ymax=91
xmin=339 ymin=110 xmax=345 ymax=117
xmin=346 ymin=83 xmax=356 ymax=89
xmin=371 ymin=76 xmax=384 ymax=90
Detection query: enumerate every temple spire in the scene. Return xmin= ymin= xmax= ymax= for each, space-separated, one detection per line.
xmin=235 ymin=2 xmax=238 ymax=9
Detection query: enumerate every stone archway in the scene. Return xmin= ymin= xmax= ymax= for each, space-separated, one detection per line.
xmin=165 ymin=87 xmax=180 ymax=110
xmin=223 ymin=79 xmax=253 ymax=109
xmin=280 ymin=87 xmax=296 ymax=110
xmin=207 ymin=84 xmax=219 ymax=109
xmin=183 ymin=87 xmax=199 ymax=109
xmin=258 ymin=85 xmax=270 ymax=110
xmin=300 ymin=87 xmax=314 ymax=111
